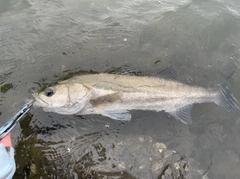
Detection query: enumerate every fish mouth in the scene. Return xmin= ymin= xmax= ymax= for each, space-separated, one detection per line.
xmin=32 ymin=93 xmax=50 ymax=107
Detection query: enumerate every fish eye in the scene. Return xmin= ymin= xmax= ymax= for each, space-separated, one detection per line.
xmin=44 ymin=87 xmax=55 ymax=97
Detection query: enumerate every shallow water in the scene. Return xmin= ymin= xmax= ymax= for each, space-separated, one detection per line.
xmin=1 ymin=0 xmax=240 ymax=178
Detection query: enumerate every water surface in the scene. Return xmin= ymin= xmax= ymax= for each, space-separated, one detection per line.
xmin=1 ymin=0 xmax=240 ymax=178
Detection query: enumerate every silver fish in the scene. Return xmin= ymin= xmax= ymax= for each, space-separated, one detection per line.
xmin=32 ymin=68 xmax=239 ymax=124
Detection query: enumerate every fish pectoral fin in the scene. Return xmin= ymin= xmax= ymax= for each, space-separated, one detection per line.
xmin=90 ymin=92 xmax=122 ymax=107
xmin=169 ymin=105 xmax=193 ymax=124
xmin=101 ymin=110 xmax=131 ymax=121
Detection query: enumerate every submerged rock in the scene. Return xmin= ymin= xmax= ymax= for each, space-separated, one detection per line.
xmin=15 ymin=130 xmax=207 ymax=179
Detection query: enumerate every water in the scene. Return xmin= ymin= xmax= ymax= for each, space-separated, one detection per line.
xmin=1 ymin=0 xmax=240 ymax=178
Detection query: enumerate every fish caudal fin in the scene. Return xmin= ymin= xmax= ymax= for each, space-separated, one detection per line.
xmin=217 ymin=83 xmax=240 ymax=112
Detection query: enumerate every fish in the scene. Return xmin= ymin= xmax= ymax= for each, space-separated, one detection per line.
xmin=32 ymin=68 xmax=240 ymax=124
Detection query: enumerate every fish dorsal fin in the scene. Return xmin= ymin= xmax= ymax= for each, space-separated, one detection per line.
xmin=154 ymin=67 xmax=178 ymax=80
xmin=169 ymin=105 xmax=193 ymax=124
xmin=90 ymin=92 xmax=122 ymax=107
xmin=106 ymin=66 xmax=143 ymax=76
xmin=102 ymin=110 xmax=131 ymax=121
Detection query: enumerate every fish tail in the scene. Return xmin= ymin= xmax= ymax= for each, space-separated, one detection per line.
xmin=216 ymin=83 xmax=240 ymax=112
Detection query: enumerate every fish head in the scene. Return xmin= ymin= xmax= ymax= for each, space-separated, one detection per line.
xmin=32 ymin=81 xmax=92 ymax=114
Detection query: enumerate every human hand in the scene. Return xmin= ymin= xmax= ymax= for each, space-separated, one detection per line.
xmin=0 ymin=133 xmax=16 ymax=179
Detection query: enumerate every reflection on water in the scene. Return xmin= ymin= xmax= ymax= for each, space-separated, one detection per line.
xmin=1 ymin=0 xmax=240 ymax=178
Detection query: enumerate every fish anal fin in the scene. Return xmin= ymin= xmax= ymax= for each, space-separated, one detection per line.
xmin=154 ymin=67 xmax=178 ymax=81
xmin=90 ymin=92 xmax=122 ymax=107
xmin=169 ymin=105 xmax=193 ymax=124
xmin=101 ymin=110 xmax=131 ymax=121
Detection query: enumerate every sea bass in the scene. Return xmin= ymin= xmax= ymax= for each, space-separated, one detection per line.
xmin=32 ymin=68 xmax=239 ymax=124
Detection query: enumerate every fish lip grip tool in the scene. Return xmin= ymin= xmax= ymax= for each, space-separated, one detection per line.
xmin=0 ymin=101 xmax=34 ymax=141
